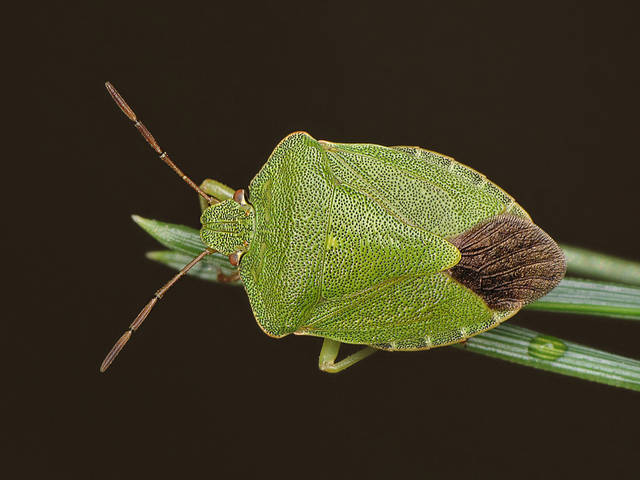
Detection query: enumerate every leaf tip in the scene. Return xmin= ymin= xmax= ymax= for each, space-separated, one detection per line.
xmin=131 ymin=214 xmax=144 ymax=224
xmin=145 ymin=251 xmax=162 ymax=261
xmin=131 ymin=214 xmax=155 ymax=234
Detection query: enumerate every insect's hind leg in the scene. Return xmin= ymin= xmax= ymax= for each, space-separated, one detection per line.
xmin=318 ymin=338 xmax=376 ymax=373
xmin=199 ymin=179 xmax=236 ymax=211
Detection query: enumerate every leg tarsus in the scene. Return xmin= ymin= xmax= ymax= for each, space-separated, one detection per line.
xmin=318 ymin=338 xmax=376 ymax=373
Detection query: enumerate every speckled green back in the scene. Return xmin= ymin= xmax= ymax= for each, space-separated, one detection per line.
xmin=240 ymin=132 xmax=530 ymax=349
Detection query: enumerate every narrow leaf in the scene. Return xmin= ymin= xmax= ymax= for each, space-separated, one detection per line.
xmin=132 ymin=215 xmax=205 ymax=256
xmin=146 ymin=250 xmax=241 ymax=286
xmin=526 ymin=278 xmax=640 ymax=321
xmin=458 ymin=324 xmax=640 ymax=392
xmin=134 ymin=217 xmax=640 ymax=391
xmin=562 ymin=244 xmax=640 ymax=286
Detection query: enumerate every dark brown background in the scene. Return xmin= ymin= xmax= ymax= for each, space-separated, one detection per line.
xmin=7 ymin=2 xmax=640 ymax=478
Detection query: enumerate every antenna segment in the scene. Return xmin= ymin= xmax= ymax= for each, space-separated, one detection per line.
xmin=105 ymin=82 xmax=216 ymax=204
xmin=100 ymin=248 xmax=215 ymax=372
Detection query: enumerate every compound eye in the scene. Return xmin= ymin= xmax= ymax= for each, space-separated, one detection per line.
xmin=233 ymin=189 xmax=247 ymax=205
xmin=228 ymin=251 xmax=244 ymax=266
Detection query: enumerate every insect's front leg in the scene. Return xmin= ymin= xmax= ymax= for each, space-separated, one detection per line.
xmin=198 ymin=179 xmax=236 ymax=212
xmin=318 ymin=338 xmax=376 ymax=373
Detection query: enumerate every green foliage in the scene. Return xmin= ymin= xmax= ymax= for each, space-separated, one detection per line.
xmin=135 ymin=215 xmax=640 ymax=392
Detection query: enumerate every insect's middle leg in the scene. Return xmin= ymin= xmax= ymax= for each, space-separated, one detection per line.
xmin=198 ymin=179 xmax=236 ymax=211
xmin=318 ymin=338 xmax=376 ymax=373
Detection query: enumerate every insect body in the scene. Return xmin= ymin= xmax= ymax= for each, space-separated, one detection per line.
xmin=101 ymin=83 xmax=566 ymax=373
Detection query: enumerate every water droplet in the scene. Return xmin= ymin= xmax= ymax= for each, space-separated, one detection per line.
xmin=528 ymin=335 xmax=567 ymax=361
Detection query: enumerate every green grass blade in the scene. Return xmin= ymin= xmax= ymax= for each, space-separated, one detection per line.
xmin=526 ymin=278 xmax=640 ymax=320
xmin=134 ymin=217 xmax=640 ymax=391
xmin=562 ymin=244 xmax=640 ymax=286
xmin=146 ymin=250 xmax=241 ymax=286
xmin=458 ymin=324 xmax=640 ymax=392
xmin=132 ymin=215 xmax=205 ymax=256
xmin=134 ymin=217 xmax=640 ymax=320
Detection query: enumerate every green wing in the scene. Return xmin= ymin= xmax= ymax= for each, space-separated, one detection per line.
xmin=294 ymin=140 xmax=528 ymax=348
xmin=244 ymin=134 xmax=530 ymax=345
xmin=299 ymin=271 xmax=513 ymax=350
xmin=243 ymin=133 xmax=467 ymax=338
xmin=321 ymin=141 xmax=529 ymax=237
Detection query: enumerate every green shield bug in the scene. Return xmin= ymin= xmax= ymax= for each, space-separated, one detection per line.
xmin=100 ymin=83 xmax=566 ymax=373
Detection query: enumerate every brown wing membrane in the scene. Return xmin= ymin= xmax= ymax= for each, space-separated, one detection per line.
xmin=448 ymin=215 xmax=566 ymax=311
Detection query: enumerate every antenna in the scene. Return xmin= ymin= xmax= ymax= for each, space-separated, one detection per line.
xmin=105 ymin=82 xmax=216 ymax=204
xmin=100 ymin=248 xmax=215 ymax=372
